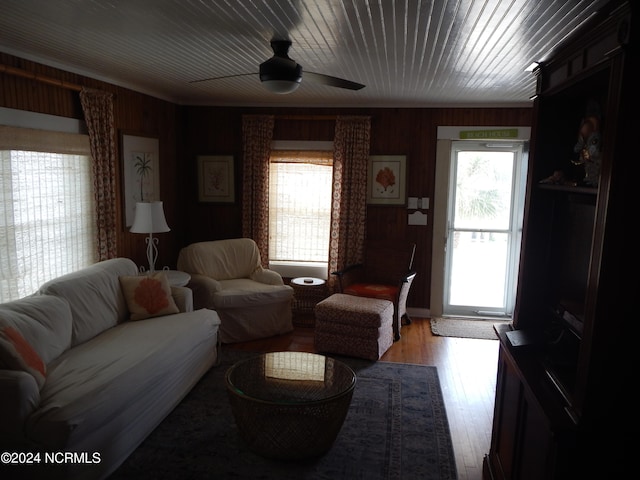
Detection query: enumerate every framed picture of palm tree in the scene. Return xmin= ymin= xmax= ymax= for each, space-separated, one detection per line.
xmin=120 ymin=132 xmax=160 ymax=227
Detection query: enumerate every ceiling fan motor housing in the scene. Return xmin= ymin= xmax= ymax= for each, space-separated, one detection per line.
xmin=259 ymin=56 xmax=302 ymax=83
xmin=255 ymin=39 xmax=362 ymax=93
xmin=259 ymin=40 xmax=302 ymax=93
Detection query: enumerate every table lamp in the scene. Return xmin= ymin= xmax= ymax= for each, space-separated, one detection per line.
xmin=130 ymin=201 xmax=170 ymax=273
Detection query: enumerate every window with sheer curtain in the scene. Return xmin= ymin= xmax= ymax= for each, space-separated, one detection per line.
xmin=0 ymin=126 xmax=97 ymax=302
xmin=268 ymin=150 xmax=333 ymax=272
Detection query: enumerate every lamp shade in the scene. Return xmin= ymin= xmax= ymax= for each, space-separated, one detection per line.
xmin=130 ymin=201 xmax=170 ymax=233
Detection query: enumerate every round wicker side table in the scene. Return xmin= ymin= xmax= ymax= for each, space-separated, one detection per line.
xmin=225 ymin=351 xmax=356 ymax=460
xmin=290 ymin=277 xmax=328 ymax=326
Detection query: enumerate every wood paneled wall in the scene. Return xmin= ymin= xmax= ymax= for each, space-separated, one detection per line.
xmin=1 ymin=52 xmax=532 ymax=310
xmin=181 ymin=106 xmax=532 ymax=309
xmin=0 ymin=53 xmax=180 ymax=271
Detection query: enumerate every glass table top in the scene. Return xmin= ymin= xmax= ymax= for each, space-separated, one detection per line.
xmin=225 ymin=351 xmax=356 ymax=405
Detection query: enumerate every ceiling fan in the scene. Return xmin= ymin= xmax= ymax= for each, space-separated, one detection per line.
xmin=190 ymin=40 xmax=365 ymax=94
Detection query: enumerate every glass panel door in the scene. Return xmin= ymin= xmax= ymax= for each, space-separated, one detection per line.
xmin=443 ymin=141 xmax=526 ymax=318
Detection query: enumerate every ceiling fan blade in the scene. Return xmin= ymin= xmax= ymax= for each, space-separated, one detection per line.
xmin=189 ymin=72 xmax=256 ymax=84
xmin=189 ymin=39 xmax=364 ymax=93
xmin=304 ymin=71 xmax=365 ymax=91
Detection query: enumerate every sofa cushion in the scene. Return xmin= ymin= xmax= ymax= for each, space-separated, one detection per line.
xmin=38 ymin=258 xmax=138 ymax=346
xmin=26 ymin=309 xmax=221 ymax=450
xmin=344 ymin=283 xmax=398 ymax=302
xmin=119 ymin=273 xmax=179 ymax=320
xmin=214 ymin=279 xmax=294 ymax=308
xmin=0 ymin=326 xmax=46 ymax=388
xmin=0 ymin=295 xmax=73 ymax=364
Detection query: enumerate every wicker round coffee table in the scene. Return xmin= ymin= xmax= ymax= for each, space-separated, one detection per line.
xmin=225 ymin=351 xmax=356 ymax=460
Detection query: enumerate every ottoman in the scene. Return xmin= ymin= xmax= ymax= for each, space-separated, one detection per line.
xmin=314 ymin=293 xmax=394 ymax=361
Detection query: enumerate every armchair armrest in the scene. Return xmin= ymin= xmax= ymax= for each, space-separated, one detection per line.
xmin=331 ymin=263 xmax=363 ymax=277
xmin=331 ymin=264 xmax=364 ymax=292
xmin=400 ymin=271 xmax=417 ymax=284
xmin=187 ymin=273 xmax=221 ymax=310
xmin=250 ymin=268 xmax=284 ymax=286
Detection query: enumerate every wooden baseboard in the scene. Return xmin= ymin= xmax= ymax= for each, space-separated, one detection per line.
xmin=407 ymin=307 xmax=430 ymax=318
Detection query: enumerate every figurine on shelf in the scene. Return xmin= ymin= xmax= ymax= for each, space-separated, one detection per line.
xmin=540 ymin=170 xmax=575 ymax=186
xmin=571 ymin=100 xmax=602 ymax=186
xmin=539 ymin=169 xmax=577 ymax=186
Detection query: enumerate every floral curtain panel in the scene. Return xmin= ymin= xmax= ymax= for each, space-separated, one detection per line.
xmin=241 ymin=114 xmax=274 ymax=266
xmin=328 ymin=115 xmax=371 ymax=291
xmin=79 ymin=87 xmax=118 ymax=261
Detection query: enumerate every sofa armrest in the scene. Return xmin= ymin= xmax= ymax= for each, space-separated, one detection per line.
xmin=251 ymin=268 xmax=284 ymax=286
xmin=0 ymin=370 xmax=40 ymax=444
xmin=187 ymin=273 xmax=221 ymax=310
xmin=170 ymin=286 xmax=193 ymax=313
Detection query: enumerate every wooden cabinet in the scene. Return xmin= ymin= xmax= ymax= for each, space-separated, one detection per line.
xmin=484 ymin=325 xmax=578 ymax=480
xmin=484 ymin=2 xmax=634 ymax=478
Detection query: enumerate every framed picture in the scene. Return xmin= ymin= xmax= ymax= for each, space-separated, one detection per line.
xmin=121 ymin=133 xmax=160 ymax=227
xmin=197 ymin=155 xmax=235 ymax=203
xmin=367 ymin=155 xmax=406 ymax=205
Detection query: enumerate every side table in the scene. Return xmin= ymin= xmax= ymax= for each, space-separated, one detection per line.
xmin=290 ymin=277 xmax=328 ymax=327
xmin=162 ymin=270 xmax=191 ymax=287
xmin=138 ymin=268 xmax=191 ymax=287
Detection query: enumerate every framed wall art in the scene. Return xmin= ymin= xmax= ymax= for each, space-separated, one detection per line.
xmin=197 ymin=155 xmax=235 ymax=203
xmin=367 ymin=155 xmax=406 ymax=205
xmin=121 ymin=133 xmax=160 ymax=227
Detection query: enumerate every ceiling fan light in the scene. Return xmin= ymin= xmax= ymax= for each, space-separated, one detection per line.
xmin=261 ymin=79 xmax=301 ymax=94
xmin=259 ymin=57 xmax=302 ymax=94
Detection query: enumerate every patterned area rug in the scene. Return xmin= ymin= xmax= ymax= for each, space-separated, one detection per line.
xmin=111 ymin=348 xmax=457 ymax=480
xmin=430 ymin=317 xmax=511 ymax=340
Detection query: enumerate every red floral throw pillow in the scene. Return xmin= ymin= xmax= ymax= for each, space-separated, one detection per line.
xmin=0 ymin=325 xmax=46 ymax=388
xmin=119 ymin=272 xmax=179 ymax=321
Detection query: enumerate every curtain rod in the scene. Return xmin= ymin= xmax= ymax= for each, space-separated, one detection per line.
xmin=275 ymin=115 xmax=373 ymax=121
xmin=0 ymin=64 xmax=83 ymax=92
xmin=276 ymin=115 xmax=337 ymax=121
xmin=0 ymin=66 xmax=367 ymax=117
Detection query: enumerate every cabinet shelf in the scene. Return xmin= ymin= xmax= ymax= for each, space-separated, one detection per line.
xmin=537 ymin=183 xmax=598 ymax=195
xmin=551 ymin=303 xmax=584 ymax=337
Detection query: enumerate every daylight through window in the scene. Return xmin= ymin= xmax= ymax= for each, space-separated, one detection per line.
xmin=1 ymin=142 xmax=97 ymax=302
xmin=268 ymin=150 xmax=333 ymax=267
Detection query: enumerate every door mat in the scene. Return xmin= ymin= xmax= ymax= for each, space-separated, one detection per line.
xmin=430 ymin=317 xmax=511 ymax=340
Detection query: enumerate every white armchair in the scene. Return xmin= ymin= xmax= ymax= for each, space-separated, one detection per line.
xmin=177 ymin=238 xmax=294 ymax=343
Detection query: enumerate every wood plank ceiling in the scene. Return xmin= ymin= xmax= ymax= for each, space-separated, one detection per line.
xmin=0 ymin=0 xmax=609 ymax=107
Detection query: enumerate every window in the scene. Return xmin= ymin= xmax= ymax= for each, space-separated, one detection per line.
xmin=0 ymin=126 xmax=97 ymax=302
xmin=268 ymin=149 xmax=333 ymax=278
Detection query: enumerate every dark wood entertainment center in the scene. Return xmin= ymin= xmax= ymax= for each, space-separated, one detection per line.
xmin=483 ymin=1 xmax=633 ymax=478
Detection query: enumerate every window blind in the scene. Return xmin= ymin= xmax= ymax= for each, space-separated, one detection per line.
xmin=268 ymin=150 xmax=333 ymax=264
xmin=0 ymin=126 xmax=96 ymax=302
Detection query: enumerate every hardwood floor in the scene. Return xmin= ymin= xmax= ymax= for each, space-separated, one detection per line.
xmin=226 ymin=316 xmax=499 ymax=480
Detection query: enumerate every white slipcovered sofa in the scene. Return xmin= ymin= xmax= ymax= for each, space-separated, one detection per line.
xmin=177 ymin=238 xmax=294 ymax=343
xmin=0 ymin=258 xmax=221 ymax=480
